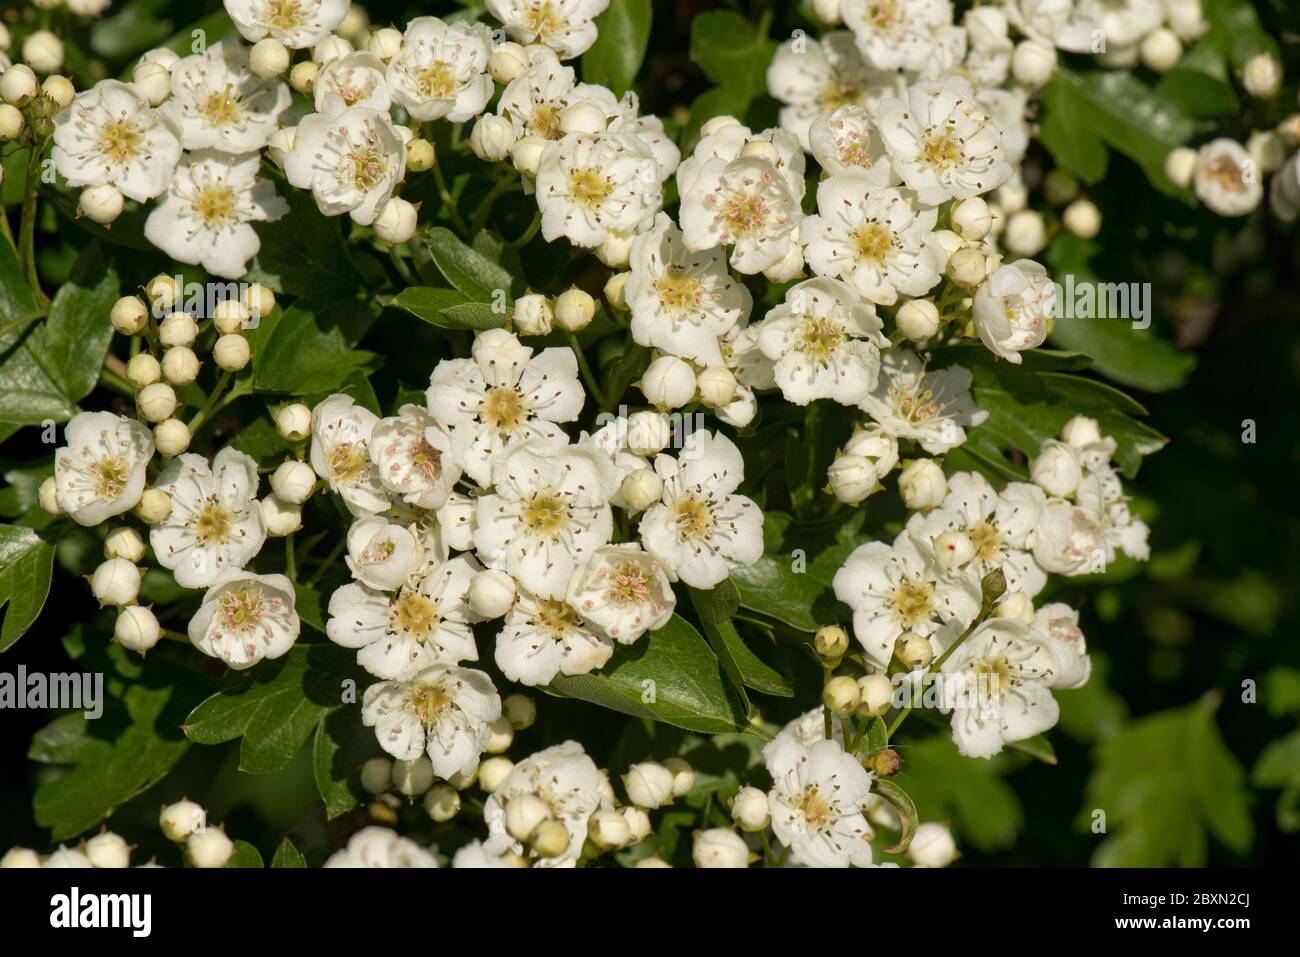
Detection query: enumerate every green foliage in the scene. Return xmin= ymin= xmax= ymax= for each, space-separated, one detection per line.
xmin=0 ymin=524 xmax=55 ymax=651
xmin=582 ymin=0 xmax=652 ymax=96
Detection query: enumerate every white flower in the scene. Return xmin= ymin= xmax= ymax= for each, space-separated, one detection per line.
xmin=162 ymin=40 xmax=290 ymax=152
xmin=638 ymin=430 xmax=763 ymax=589
xmin=151 ymin=447 xmax=267 ymax=589
xmin=387 ymin=17 xmax=494 ymax=123
xmin=679 ymin=150 xmax=801 ymax=274
xmin=52 ymin=79 xmax=182 ymax=202
xmin=315 ymin=50 xmax=391 ymax=115
xmin=909 ymin=821 xmax=957 ymax=867
xmin=283 ymin=105 xmax=406 ymax=224
xmin=362 ymin=664 xmax=502 ymax=777
xmin=485 ymin=0 xmax=610 ymax=60
xmin=1077 ymin=0 xmax=1163 ymax=48
xmin=754 ymin=277 xmax=886 ymax=406
xmin=1033 ymin=601 xmax=1092 ymax=688
xmin=144 ymin=150 xmax=288 ymax=280
xmin=1193 ymin=138 xmax=1263 ymax=217
xmin=842 ymin=0 xmax=966 ymax=73
xmin=766 ymin=31 xmax=893 ymax=150
xmin=324 ymin=827 xmax=439 ymax=867
xmin=832 ymin=532 xmax=981 ymax=669
xmin=310 ymin=393 xmax=391 ymax=516
xmin=876 ymin=75 xmax=1011 ymax=206
xmin=808 ymin=105 xmax=894 ymax=182
xmin=693 ymin=828 xmax=750 ymax=868
xmin=1030 ymin=439 xmax=1081 ymax=497
xmin=497 ymin=45 xmax=576 ymax=141
xmin=187 ymin=569 xmax=300 ymax=669
xmin=608 ymin=92 xmax=680 ymax=181
xmin=369 ymin=403 xmax=462 ymax=509
xmin=624 ymin=213 xmax=751 ymax=366
xmin=767 ymin=737 xmax=875 ymax=868
xmin=451 ymin=840 xmax=522 ymax=868
xmin=328 ymin=555 xmax=482 ymax=677
xmin=940 ymin=618 xmax=1076 ymax=758
xmin=973 ymin=259 xmax=1054 ymax=362
xmin=801 ymin=175 xmax=944 ymax=306
xmin=54 ymin=412 xmax=154 ymax=526
xmin=565 ymin=543 xmax=676 ymax=642
xmin=535 ymin=131 xmax=662 ymax=248
xmin=1007 ymin=0 xmax=1100 ymax=53
xmin=482 ymin=741 xmax=613 ymax=868
xmin=345 ymin=516 xmax=423 ymax=590
xmin=224 ymin=0 xmax=350 ymax=50
xmin=425 ymin=329 xmax=585 ymax=487
xmin=859 ymin=351 xmax=987 ymax=454
xmin=910 ymin=472 xmax=1048 ymax=596
xmin=493 ymin=586 xmax=613 ymax=685
xmin=473 ymin=440 xmax=615 ymax=600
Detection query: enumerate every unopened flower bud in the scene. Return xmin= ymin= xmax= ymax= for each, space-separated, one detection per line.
xmin=604 ymin=272 xmax=629 ymax=310
xmin=271 ymin=460 xmax=315 ymax=504
xmin=625 ymin=411 xmax=671 ymax=456
xmin=731 ymin=786 xmax=770 ymax=831
xmin=484 ymin=715 xmax=514 ymax=754
xmin=1061 ymin=415 xmax=1102 ymax=449
xmin=91 ymin=558 xmax=141 ymax=606
xmin=512 ymin=293 xmax=553 ymax=336
xmin=693 ymin=828 xmax=748 ymax=868
xmin=104 ymin=527 xmax=146 ymax=562
xmin=762 ymin=238 xmax=805 ymax=283
xmin=664 ymin=757 xmax=694 ymax=796
xmin=505 ymin=793 xmax=551 ymax=842
xmin=261 ymin=494 xmax=302 ymax=536
xmin=739 ymin=139 xmax=781 ymax=166
xmin=489 ymin=42 xmax=529 ymax=83
xmin=110 ymin=296 xmax=149 ymax=335
xmin=898 ymin=459 xmax=946 ymax=510
xmin=1062 ymin=199 xmax=1101 ymax=239
xmin=154 ymin=418 xmax=191 ymax=457
xmin=187 ymin=828 xmax=234 ymax=869
xmin=132 ymin=60 xmax=172 ymax=104
xmin=932 ymin=531 xmax=975 ymax=571
xmin=424 ymin=784 xmax=460 ymax=822
xmin=158 ymin=311 xmax=197 ymax=348
xmin=289 ymin=60 xmax=318 ymax=92
xmin=857 ymin=672 xmax=893 ymax=717
xmin=597 ymin=230 xmax=634 ymax=268
xmin=276 ymin=403 xmax=312 ymax=441
xmin=828 ymin=454 xmax=878 ymax=504
xmin=1011 ymin=39 xmax=1056 ymax=87
xmin=814 ymin=624 xmax=850 ymax=661
xmin=478 ymin=756 xmax=514 ymax=793
xmin=114 ymin=604 xmax=160 ymax=653
xmin=124 ymin=354 xmax=161 ymax=390
xmin=696 ymin=366 xmax=736 ymax=407
xmin=896 ymin=632 xmax=934 ymax=670
xmin=995 ymin=590 xmax=1035 ymax=623
xmin=79 ymin=185 xmax=124 ymax=224
xmin=1003 ymin=210 xmax=1046 ymax=257
xmin=621 ymin=805 xmax=651 ymax=843
xmin=39 ymin=477 xmax=60 ymax=515
xmin=137 ymin=383 xmax=177 ymax=423
xmin=468 ymin=114 xmax=516 ymax=162
xmin=1165 ymin=146 xmax=1198 ymax=189
xmin=559 ymin=100 xmax=606 ymax=136
xmin=312 ymin=35 xmax=352 ymax=65
xmin=135 ymin=488 xmax=171 ymax=524
xmin=161 ymin=346 xmax=200 ymax=385
xmin=1031 ymin=440 xmax=1081 ymax=497
xmin=1243 ymin=52 xmax=1281 ymax=99
xmin=909 ymin=822 xmax=957 ymax=867
xmin=373 ymin=197 xmax=418 ymax=244
xmin=360 ymin=757 xmax=392 ymax=795
xmin=948 ymin=246 xmax=988 ymax=287
xmin=468 ymin=569 xmax=516 ymax=619
xmin=503 ymin=693 xmax=536 ymax=730
xmin=588 ymin=808 xmax=632 ymax=850
xmin=391 ymin=756 xmax=435 ymax=797
xmin=620 ymin=468 xmax=663 ymax=511
xmin=159 ymin=800 xmax=206 ymax=841
xmin=530 ymin=819 xmax=570 ymax=858
xmin=951 ymin=197 xmax=993 ymax=241
xmin=367 ymin=27 xmax=403 ymax=61
xmin=511 ymin=134 xmax=547 ymax=176
xmin=981 ymin=567 xmax=1008 ymax=604
xmin=555 ymin=287 xmax=596 ymax=332
xmin=896 ymin=298 xmax=940 ymax=341
xmin=1 ymin=64 xmax=39 ymax=104
xmin=873 ymin=748 xmax=902 ymax=776
xmin=406 ymin=137 xmax=435 ymax=172
xmin=1139 ymin=28 xmax=1182 ymax=73
xmin=0 ymin=104 xmax=23 ymax=140
xmin=0 ymin=848 xmax=41 ymax=868
xmin=823 ymin=675 xmax=861 ymax=715
xmin=250 ymin=38 xmax=289 ymax=79
xmin=84 ymin=832 xmax=130 ymax=869
xmin=811 ymin=0 xmax=842 ymax=24
xmin=641 ymin=356 xmax=696 ymax=410
xmin=624 ymin=761 xmax=674 ymax=809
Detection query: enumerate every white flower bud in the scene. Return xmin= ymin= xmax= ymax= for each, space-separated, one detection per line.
xmin=469 ymin=114 xmax=517 ymax=162
xmin=478 ymin=756 xmax=514 ymax=793
xmin=932 ymin=531 xmax=975 ymax=572
xmin=1061 ymin=415 xmax=1102 ymax=448
xmin=739 ymin=139 xmax=781 ymax=166
xmin=588 ymin=808 xmax=632 ymax=850
xmin=1 ymin=64 xmax=38 ymax=104
xmin=160 ymin=800 xmax=206 ymax=841
xmin=250 ymin=38 xmax=290 ymax=79
xmin=468 ymin=569 xmax=516 ymax=619
xmin=289 ymin=60 xmax=318 ymax=92
xmin=951 ymin=197 xmax=993 ymax=241
xmin=424 ymin=784 xmax=460 ymax=822
xmin=84 ymin=832 xmax=130 ymax=869
xmin=261 ymin=494 xmax=302 ymax=536
xmin=406 ymin=137 xmax=435 ymax=172
xmin=696 ymin=365 xmax=736 ymax=407
xmin=276 ymin=403 xmax=312 ymax=441
xmin=909 ymin=821 xmax=957 ymax=867
xmin=503 ymin=693 xmax=536 ymax=730
xmin=512 ymin=293 xmax=553 ymax=336
xmin=131 ymin=60 xmax=171 ymax=105
xmin=187 ymin=828 xmax=234 ymax=869
xmin=0 ymin=847 xmax=41 ymax=868
xmin=39 ymin=477 xmax=61 ymax=515
xmin=161 ymin=346 xmax=200 ymax=385
xmin=731 ymin=786 xmax=770 ymax=832
xmin=146 ymin=273 xmax=179 ymax=310
xmin=0 ymin=104 xmax=23 ymax=140
xmin=136 ymin=383 xmax=177 ymax=423
xmin=641 ymin=355 xmax=696 ymax=409
xmin=621 ymin=805 xmax=651 ymax=843
xmin=484 ymin=715 xmax=514 ymax=754
xmin=392 ymin=756 xmax=435 ymax=797
xmin=270 ymin=460 xmax=315 ymax=504
xmin=603 ymin=272 xmax=629 ymax=311
xmin=1243 ymin=52 xmax=1281 ymax=99
xmin=1003 ymin=210 xmax=1047 ymax=257
xmin=1031 ymin=440 xmax=1082 ymax=497
xmin=947 ymin=246 xmax=989 ymax=287
xmin=135 ymin=488 xmax=171 ymax=524
xmin=1012 ymin=40 xmax=1056 ymax=87
xmin=312 ymin=35 xmax=352 ymax=65
xmin=91 ymin=558 xmax=141 ymax=606
xmin=210 ymin=299 xmax=247 ymax=335
xmin=0 ymin=23 xmax=10 ymax=52
xmin=995 ymin=590 xmax=1035 ymax=623
xmin=895 ymin=298 xmax=940 ymax=341
xmin=79 ymin=185 xmax=124 ymax=224
xmin=159 ymin=311 xmax=197 ymax=348
xmin=1139 ymin=28 xmax=1182 ymax=73
xmin=625 ymin=410 xmax=671 ymax=456
xmin=624 ymin=761 xmax=675 ymax=809
xmin=489 ymin=42 xmax=529 ymax=83
xmin=154 ymin=418 xmax=192 ymax=457
xmin=531 ymin=819 xmax=570 ymax=858
xmin=857 ymin=672 xmax=894 ymax=716
xmin=1062 ymin=198 xmax=1101 ymax=239
xmin=104 ymin=527 xmax=146 ymax=562
xmin=814 ymin=624 xmax=850 ymax=661
xmin=1164 ymin=146 xmax=1198 ymax=189
xmin=897 ymin=459 xmax=946 ymax=511
xmin=1248 ymin=130 xmax=1284 ymax=176
xmin=823 ymin=674 xmax=861 ymax=714
xmin=505 ymin=793 xmax=551 ymax=842
xmin=762 ymin=236 xmax=805 ymax=283
xmin=843 ymin=424 xmax=898 ymax=473
xmin=811 ymin=0 xmax=842 ymax=24
xmin=267 ymin=125 xmax=296 ymax=166
xmin=367 ymin=27 xmax=403 ymax=61
xmin=828 ymin=454 xmax=877 ymax=504
xmin=337 ymin=6 xmax=369 ymax=41
xmin=699 ymin=114 xmax=742 ymax=137
xmin=114 ymin=604 xmax=160 ymax=653
xmin=511 ymin=134 xmax=548 ymax=176
xmin=995 ymin=178 xmax=1028 ymax=214
xmin=110 ymin=296 xmax=148 ymax=335
xmin=559 ymin=100 xmax=606 ymax=136
xmin=126 ymin=353 xmax=161 ymax=389
xmin=360 ymin=756 xmax=392 ymax=795
xmin=141 ymin=47 xmax=181 ymax=71
xmin=620 ymin=467 xmax=663 ymax=511
xmin=663 ymin=757 xmax=694 ymax=797
xmin=555 ymin=287 xmax=596 ymax=332
xmin=693 ymin=828 xmax=748 ymax=868
xmin=373 ymin=197 xmax=418 ymax=244
xmin=896 ymin=631 xmax=934 ymax=670
xmin=597 ymin=230 xmax=634 ymax=268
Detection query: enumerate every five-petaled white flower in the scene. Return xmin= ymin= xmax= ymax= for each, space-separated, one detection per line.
xmin=315 ymin=51 xmax=392 ymax=116
xmin=494 ymin=586 xmax=613 ymax=685
xmin=163 ymin=40 xmax=291 ymax=153
xmin=766 ymin=737 xmax=876 ymax=868
xmin=842 ymin=0 xmax=966 ymax=74
xmin=535 ymin=131 xmax=662 ymax=248
xmin=310 ymin=393 xmax=392 ymax=516
xmin=973 ymin=259 xmax=1055 ymax=363
xmin=485 ymin=0 xmax=611 ymax=60
xmin=565 ymin=543 xmax=675 ymax=643
xmin=324 ymin=827 xmax=439 ymax=868
xmin=187 ymin=569 xmax=300 ymax=669
xmin=370 ymin=404 xmax=462 ymax=510
xmin=151 ymin=446 xmax=267 ymax=589
xmin=809 ymin=105 xmax=895 ymax=183
xmin=766 ymin=31 xmax=892 ymax=151
xmin=283 ymin=105 xmax=406 ymax=224
xmin=496 ymin=45 xmax=576 ymax=141
xmin=859 ymin=351 xmax=987 ymax=455
xmin=55 ymin=412 xmax=155 ymax=526
xmin=345 ymin=516 xmax=424 ymax=591
xmin=387 ymin=17 xmax=495 ymax=123
xmin=224 ymin=0 xmax=350 ymax=50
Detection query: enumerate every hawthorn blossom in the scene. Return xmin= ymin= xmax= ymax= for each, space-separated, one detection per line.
xmin=494 ymin=586 xmax=614 ymax=685
xmin=315 ymin=51 xmax=392 ymax=116
xmin=809 ymin=105 xmax=895 ymax=183
xmin=565 ymin=544 xmax=675 ymax=642
xmin=324 ymin=827 xmax=439 ymax=868
xmin=485 ymin=0 xmax=610 ymax=60
xmin=859 ymin=351 xmax=987 ymax=454
xmin=1193 ymin=138 xmax=1263 ymax=217
xmin=54 ymin=412 xmax=154 ymax=526
xmin=387 ymin=17 xmax=494 ymax=123
xmin=1006 ymin=0 xmax=1100 ymax=53
xmin=766 ymin=31 xmax=891 ymax=150
xmin=163 ymin=40 xmax=290 ymax=152
xmin=679 ymin=155 xmax=800 ymax=274
xmin=766 ymin=737 xmax=876 ymax=868
xmin=841 ymin=0 xmax=966 ymax=73
xmin=310 ymin=394 xmax=391 ymax=516
xmin=283 ymin=105 xmax=406 ymax=225
xmin=369 ymin=404 xmax=462 ymax=510
xmin=535 ymin=131 xmax=662 ymax=248
xmin=973 ymin=260 xmax=1055 ymax=362
xmin=497 ymin=45 xmax=576 ymax=141
xmin=344 ymin=517 xmax=423 ymax=591
xmin=187 ymin=569 xmax=300 ymax=669
xmin=224 ymin=0 xmax=349 ymax=49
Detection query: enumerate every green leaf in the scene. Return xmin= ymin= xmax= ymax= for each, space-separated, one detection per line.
xmin=254 ymin=295 xmax=377 ymax=395
xmin=582 ymin=0 xmax=652 ymax=96
xmin=684 ymin=84 xmax=753 ymax=148
xmin=423 ymin=227 xmax=517 ymax=302
xmin=547 ymin=615 xmax=747 ymax=734
xmin=1007 ymin=734 xmax=1057 ymax=765
xmin=1265 ymin=667 xmax=1300 ymax=718
xmin=1039 ymin=80 xmax=1109 ymax=183
xmin=293 ymin=582 xmax=326 ymax=634
xmin=897 ymin=734 xmax=1024 ymax=852
xmin=313 ymin=709 xmax=373 ymax=819
xmin=729 ymin=514 xmax=847 ymax=632
xmin=184 ymin=643 xmax=362 ymax=774
xmin=389 ymin=288 xmax=510 ymax=330
xmin=248 ymin=185 xmax=357 ymax=297
xmin=689 ymin=11 xmax=775 ymax=98
xmin=0 ymin=524 xmax=55 ymax=651
xmin=1203 ymin=0 xmax=1280 ymax=68
xmin=227 ymin=840 xmax=265 ymax=868
xmin=1154 ymin=37 xmax=1238 ymax=118
xmin=873 ymin=778 xmax=919 ymax=854
xmin=270 ymin=837 xmax=308 ymax=868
